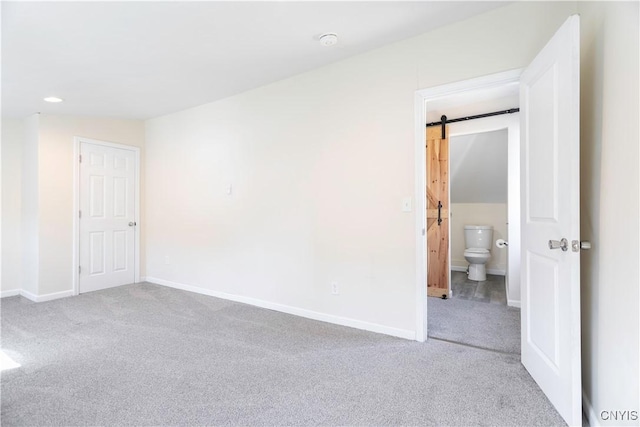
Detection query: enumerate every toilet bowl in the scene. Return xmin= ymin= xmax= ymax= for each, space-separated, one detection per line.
xmin=463 ymin=225 xmax=493 ymax=281
xmin=464 ymin=248 xmax=491 ymax=281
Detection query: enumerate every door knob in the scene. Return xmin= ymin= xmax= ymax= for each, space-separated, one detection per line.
xmin=548 ymin=238 xmax=568 ymax=251
xmin=128 ymin=221 xmax=137 ymax=227
xmin=572 ymin=240 xmax=591 ymax=252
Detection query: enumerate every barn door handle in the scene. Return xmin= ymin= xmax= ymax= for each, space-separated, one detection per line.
xmin=437 ymin=201 xmax=443 ymax=226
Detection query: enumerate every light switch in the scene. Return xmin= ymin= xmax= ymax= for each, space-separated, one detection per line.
xmin=402 ymin=197 xmax=412 ymax=212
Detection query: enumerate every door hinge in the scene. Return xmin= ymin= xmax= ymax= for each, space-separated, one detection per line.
xmin=79 ymin=154 xmax=82 ymax=163
xmin=79 ymin=210 xmax=82 ymax=218
xmin=79 ymin=266 xmax=81 ymax=274
xmin=422 ymin=228 xmax=426 ymax=236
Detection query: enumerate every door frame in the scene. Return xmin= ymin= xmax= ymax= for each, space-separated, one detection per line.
xmin=72 ymin=137 xmax=141 ymax=296
xmin=413 ymin=69 xmax=522 ymax=342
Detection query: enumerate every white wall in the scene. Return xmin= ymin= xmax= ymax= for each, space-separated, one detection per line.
xmin=145 ymin=1 xmax=576 ymax=337
xmin=450 ymin=203 xmax=507 ymax=274
xmin=21 ymin=114 xmax=40 ymax=296
xmin=36 ymin=115 xmax=146 ymax=296
xmin=10 ymin=115 xmax=146 ymax=298
xmin=1 ymin=118 xmax=24 ymax=295
xmin=450 ymin=129 xmax=508 ymax=204
xmin=578 ymin=2 xmax=640 ymax=425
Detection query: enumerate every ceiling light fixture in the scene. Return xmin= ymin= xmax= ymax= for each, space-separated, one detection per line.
xmin=319 ymin=33 xmax=338 ymax=47
xmin=44 ymin=96 xmax=63 ymax=103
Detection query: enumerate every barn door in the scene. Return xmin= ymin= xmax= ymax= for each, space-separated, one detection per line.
xmin=426 ymin=125 xmax=450 ymax=298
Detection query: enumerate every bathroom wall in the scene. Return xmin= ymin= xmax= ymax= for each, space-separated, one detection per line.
xmin=450 ymin=203 xmax=507 ymax=274
xmin=449 ymin=129 xmax=508 ymax=275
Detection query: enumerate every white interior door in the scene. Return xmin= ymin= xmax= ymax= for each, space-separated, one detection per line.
xmin=79 ymin=142 xmax=137 ymax=293
xmin=520 ymin=15 xmax=582 ymax=426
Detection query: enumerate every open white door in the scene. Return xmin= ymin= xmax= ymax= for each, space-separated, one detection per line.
xmin=520 ymin=15 xmax=582 ymax=426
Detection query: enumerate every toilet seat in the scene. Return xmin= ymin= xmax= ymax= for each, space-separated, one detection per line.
xmin=464 ymin=248 xmax=490 ymax=258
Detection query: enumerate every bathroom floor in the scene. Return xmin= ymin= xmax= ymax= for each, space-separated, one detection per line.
xmin=428 ymin=271 xmax=519 ymax=354
xmin=451 ymin=270 xmax=507 ymax=305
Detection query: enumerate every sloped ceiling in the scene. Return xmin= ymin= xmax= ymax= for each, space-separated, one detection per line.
xmin=1 ymin=1 xmax=508 ymax=119
xmin=450 ymin=129 xmax=508 ymax=203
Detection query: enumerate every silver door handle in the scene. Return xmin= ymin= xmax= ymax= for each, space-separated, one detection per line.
xmin=572 ymin=240 xmax=591 ymax=252
xmin=548 ymin=238 xmax=568 ymax=251
xmin=128 ymin=221 xmax=137 ymax=227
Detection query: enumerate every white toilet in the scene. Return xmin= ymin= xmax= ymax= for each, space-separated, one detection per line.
xmin=463 ymin=225 xmax=494 ymax=281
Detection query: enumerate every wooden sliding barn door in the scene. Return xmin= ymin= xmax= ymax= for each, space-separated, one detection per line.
xmin=426 ymin=126 xmax=450 ymax=298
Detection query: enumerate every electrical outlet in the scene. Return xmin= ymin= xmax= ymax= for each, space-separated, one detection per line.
xmin=164 ymin=256 xmax=170 ymax=265
xmin=331 ymin=281 xmax=339 ymax=295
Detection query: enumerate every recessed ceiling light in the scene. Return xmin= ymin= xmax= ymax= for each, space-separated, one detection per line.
xmin=319 ymin=33 xmax=338 ymax=47
xmin=44 ymin=96 xmax=63 ymax=103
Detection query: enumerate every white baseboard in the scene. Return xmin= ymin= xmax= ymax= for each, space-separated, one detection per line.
xmin=145 ymin=276 xmax=416 ymax=340
xmin=0 ymin=289 xmax=20 ymax=298
xmin=19 ymin=289 xmax=74 ymax=303
xmin=507 ymin=299 xmax=521 ymax=308
xmin=583 ymin=389 xmax=600 ymax=427
xmin=19 ymin=290 xmax=39 ymax=302
xmin=451 ymin=265 xmax=506 ymax=276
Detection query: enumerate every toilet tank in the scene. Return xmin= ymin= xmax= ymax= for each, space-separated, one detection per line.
xmin=464 ymin=225 xmax=494 ymax=249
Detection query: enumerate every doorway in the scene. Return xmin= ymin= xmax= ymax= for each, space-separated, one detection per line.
xmin=413 ymin=69 xmax=522 ymax=341
xmin=428 ymin=119 xmax=520 ymax=354
xmin=414 ymin=16 xmax=583 ymax=426
xmin=445 ymin=113 xmax=522 ymax=308
xmin=73 ymin=137 xmax=141 ymax=295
